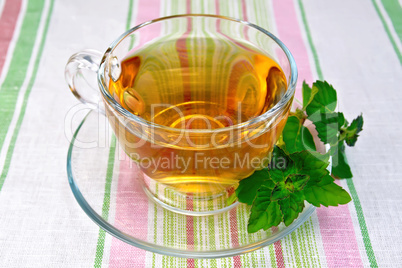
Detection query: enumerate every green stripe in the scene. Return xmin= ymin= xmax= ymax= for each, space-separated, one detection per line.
xmin=93 ymin=0 xmax=134 ymax=265
xmin=234 ymin=0 xmax=253 ymax=266
xmin=297 ymin=0 xmax=324 ymax=80
xmin=256 ymin=235 xmax=267 ymax=268
xmin=202 ymin=3 xmax=217 ymax=268
xmin=380 ymin=0 xmax=402 ymax=41
xmin=151 ymin=187 xmax=159 ymax=268
xmin=170 ymin=0 xmax=193 ymax=266
xmin=127 ymin=0 xmax=135 ymax=49
xmin=193 ymin=201 xmax=201 ymax=268
xmin=190 ymin=1 xmax=219 ymax=265
xmin=223 ymin=212 xmax=231 ymax=267
xmin=151 ymin=206 xmax=157 ymax=268
xmin=0 ymin=0 xmax=53 ymax=192
xmin=154 ymin=0 xmax=165 ymax=261
xmin=297 ymin=226 xmax=310 ymax=267
xmin=188 ymin=3 xmax=203 ymax=257
xmin=252 ymin=1 xmax=278 ymax=266
xmin=126 ymin=0 xmax=134 ymax=30
xmin=237 ymin=206 xmax=248 ymax=266
xmin=162 ymin=188 xmax=168 ymax=267
xmin=372 ymin=0 xmax=402 ymax=64
xmin=290 ymin=232 xmax=302 ymax=267
xmin=283 ymin=234 xmax=292 ymax=264
xmin=169 ymin=190 xmax=175 ymax=268
xmin=218 ymin=5 xmax=234 ymax=268
xmin=297 ymin=1 xmax=378 ymax=267
xmin=346 ymin=179 xmax=378 ymax=268
xmin=304 ymin=218 xmax=321 ymax=268
xmin=236 ymin=0 xmax=243 ymax=20
xmin=162 ymin=188 xmax=173 ymax=267
xmin=93 ymin=135 xmax=117 ymax=268
xmin=208 ymin=203 xmax=218 ymax=268
xmin=310 ymin=218 xmax=322 ymax=267
xmin=269 ymin=244 xmax=277 ymax=268
xmin=162 ymin=3 xmax=184 ymax=262
xmin=0 ymin=0 xmax=45 ymax=152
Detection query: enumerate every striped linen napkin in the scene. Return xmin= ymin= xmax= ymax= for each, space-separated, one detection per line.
xmin=0 ymin=0 xmax=401 ymax=267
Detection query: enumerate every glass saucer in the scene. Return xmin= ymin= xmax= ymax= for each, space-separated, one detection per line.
xmin=67 ymin=110 xmax=315 ymax=259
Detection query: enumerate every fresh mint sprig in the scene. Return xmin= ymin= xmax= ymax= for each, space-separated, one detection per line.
xmin=282 ymin=81 xmax=363 ymax=177
xmin=236 ymin=146 xmax=351 ymax=233
xmin=232 ymin=80 xmax=363 ymax=233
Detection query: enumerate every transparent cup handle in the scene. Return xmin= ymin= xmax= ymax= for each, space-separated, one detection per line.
xmin=65 ymin=49 xmax=105 ymax=114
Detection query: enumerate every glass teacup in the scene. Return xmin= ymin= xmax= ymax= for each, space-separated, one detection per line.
xmin=65 ymin=15 xmax=297 ymax=215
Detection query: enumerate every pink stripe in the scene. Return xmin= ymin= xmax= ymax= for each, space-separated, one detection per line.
xmin=272 ymin=0 xmax=314 ymax=101
xmin=315 ymin=181 xmax=364 ymax=267
xmin=272 ymin=1 xmax=364 ymax=267
xmin=229 ymin=208 xmax=241 ymax=268
xmin=241 ymin=0 xmax=248 ymax=21
xmin=224 ymin=187 xmax=241 ymax=267
xmin=133 ymin=0 xmax=160 ymax=24
xmin=274 ymin=241 xmax=285 ymax=268
xmin=272 ymin=227 xmax=285 ymax=267
xmin=186 ymin=196 xmax=195 ymax=268
xmin=109 ymin=2 xmax=160 ymax=265
xmin=186 ymin=195 xmax=194 ymax=250
xmin=220 ymin=0 xmax=243 ymax=265
xmin=184 ymin=2 xmax=196 ymax=268
xmin=241 ymin=0 xmax=249 ymax=40
xmin=176 ymin=0 xmax=192 ymax=103
xmin=0 ymin=0 xmax=22 ymax=75
xmin=187 ymin=258 xmax=195 ymax=268
xmin=217 ymin=2 xmax=242 ymax=266
xmin=109 ymin=153 xmax=149 ymax=268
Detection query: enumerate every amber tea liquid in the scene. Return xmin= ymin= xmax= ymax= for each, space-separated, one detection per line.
xmin=108 ymin=37 xmax=289 ymax=194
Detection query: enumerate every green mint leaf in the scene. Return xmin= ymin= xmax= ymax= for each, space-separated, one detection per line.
xmin=284 ymin=177 xmax=295 ymax=192
xmin=289 ymin=174 xmax=310 ymax=191
xmin=271 ymin=174 xmax=309 ymax=201
xmin=290 ymin=150 xmax=330 ymax=179
xmin=282 ymin=116 xmax=316 ymax=153
xmin=344 ymin=114 xmax=364 ymax=147
xmin=235 ymin=169 xmax=270 ymax=205
xmin=248 ymin=186 xmax=283 ymax=233
xmin=278 ymin=191 xmax=305 ymax=226
xmin=302 ymin=81 xmax=315 ymax=110
xmin=331 ymin=142 xmax=353 ymax=178
xmin=303 ymin=174 xmax=352 ymax=207
xmin=305 ymin=81 xmax=337 ymax=116
xmin=269 ymin=146 xmax=297 ymax=183
xmin=309 ymin=112 xmax=345 ymax=145
xmin=271 ymin=181 xmax=291 ymax=201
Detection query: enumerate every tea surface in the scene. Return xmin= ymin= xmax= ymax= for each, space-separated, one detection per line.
xmin=110 ymin=37 xmax=287 ymax=128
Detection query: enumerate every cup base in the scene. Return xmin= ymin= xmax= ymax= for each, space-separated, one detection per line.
xmin=141 ymin=173 xmax=239 ymax=216
xmin=142 ymin=185 xmax=239 ymax=216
